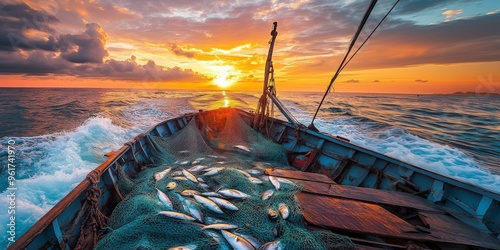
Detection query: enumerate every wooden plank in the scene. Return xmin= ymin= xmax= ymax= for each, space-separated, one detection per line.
xmin=265 ymin=168 xmax=336 ymax=184
xmin=297 ymin=193 xmax=417 ymax=236
xmin=301 ymin=181 xmax=443 ymax=212
xmin=297 ymin=193 xmax=500 ymax=249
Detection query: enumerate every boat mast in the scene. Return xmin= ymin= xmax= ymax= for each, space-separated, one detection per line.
xmin=253 ymin=22 xmax=301 ymax=131
xmin=252 ymin=22 xmax=278 ymax=129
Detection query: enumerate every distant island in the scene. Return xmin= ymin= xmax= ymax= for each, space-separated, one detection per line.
xmin=451 ymin=91 xmax=500 ymax=96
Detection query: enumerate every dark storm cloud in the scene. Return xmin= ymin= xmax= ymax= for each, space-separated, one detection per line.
xmin=0 ymin=2 xmax=59 ymax=51
xmin=60 ymin=23 xmax=109 ymax=63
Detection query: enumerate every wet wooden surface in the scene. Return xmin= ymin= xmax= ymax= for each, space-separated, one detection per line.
xmin=265 ymin=168 xmax=336 ymax=184
xmin=297 ymin=187 xmax=500 ymax=249
xmin=300 ymin=180 xmax=444 ymax=212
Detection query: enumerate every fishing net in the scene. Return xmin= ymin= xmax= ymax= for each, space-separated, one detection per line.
xmin=96 ymin=110 xmax=354 ymax=250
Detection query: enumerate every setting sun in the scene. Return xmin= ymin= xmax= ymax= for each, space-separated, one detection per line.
xmin=212 ymin=65 xmax=240 ymax=88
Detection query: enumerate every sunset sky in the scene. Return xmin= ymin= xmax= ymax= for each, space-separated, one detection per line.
xmin=0 ymin=0 xmax=499 ymax=94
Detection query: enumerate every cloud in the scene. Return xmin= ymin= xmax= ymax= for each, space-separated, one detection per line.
xmin=344 ymin=79 xmax=359 ymax=83
xmin=415 ymin=79 xmax=428 ymax=83
xmin=442 ymin=9 xmax=463 ymax=22
xmin=0 ymin=2 xmax=60 ymax=51
xmin=373 ymin=80 xmax=380 ymax=82
xmin=60 ymin=23 xmax=109 ymax=63
xmin=168 ymin=44 xmax=196 ymax=58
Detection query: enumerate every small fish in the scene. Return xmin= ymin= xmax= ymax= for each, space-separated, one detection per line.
xmin=261 ymin=189 xmax=274 ymax=200
xmin=156 ymin=188 xmax=173 ymax=210
xmin=207 ymin=154 xmax=220 ymax=159
xmin=201 ymin=192 xmax=223 ymax=197
xmin=202 ymin=223 xmax=238 ymax=230
xmin=167 ymin=244 xmax=197 ymax=250
xmin=258 ymin=241 xmax=282 ymax=250
xmin=248 ymin=176 xmax=263 ymax=184
xmin=181 ymin=190 xmax=201 ymax=196
xmin=178 ymin=150 xmax=190 ymax=154
xmin=269 ymin=176 xmax=280 ymax=190
xmin=245 ymin=169 xmax=263 ymax=176
xmin=182 ymin=198 xmax=204 ymax=223
xmin=197 ymin=177 xmax=205 ymax=183
xmin=166 ymin=182 xmax=177 ymax=190
xmin=278 ymin=203 xmax=289 ymax=219
xmin=153 ymin=167 xmax=172 ymax=181
xmin=192 ymin=157 xmax=205 ymax=165
xmin=208 ymin=197 xmax=239 ymax=211
xmin=234 ymin=232 xmax=262 ymax=249
xmin=236 ymin=169 xmax=251 ymax=177
xmin=158 ymin=211 xmax=195 ymax=221
xmin=194 ymin=195 xmax=224 ymax=214
xmin=233 ymin=145 xmax=251 ymax=153
xmin=198 ymin=183 xmax=209 ymax=190
xmin=173 ymin=176 xmax=187 ymax=181
xmin=188 ymin=165 xmax=207 ymax=173
xmin=221 ymin=230 xmax=255 ymax=250
xmin=171 ymin=170 xmax=183 ymax=176
xmin=202 ymin=167 xmax=224 ymax=176
xmin=218 ymin=189 xmax=251 ymax=199
xmin=276 ymin=177 xmax=296 ymax=186
xmin=179 ymin=160 xmax=190 ymax=165
xmin=267 ymin=209 xmax=278 ymax=220
xmin=182 ymin=169 xmax=198 ymax=183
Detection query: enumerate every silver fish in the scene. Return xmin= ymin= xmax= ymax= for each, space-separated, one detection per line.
xmin=248 ymin=176 xmax=263 ymax=184
xmin=201 ymin=192 xmax=223 ymax=197
xmin=179 ymin=160 xmax=190 ymax=165
xmin=154 ymin=167 xmax=172 ymax=181
xmin=197 ymin=177 xmax=206 ymax=183
xmin=278 ymin=203 xmax=289 ymax=219
xmin=166 ymin=182 xmax=177 ymax=190
xmin=221 ymin=230 xmax=255 ymax=250
xmin=218 ymin=189 xmax=251 ymax=199
xmin=182 ymin=198 xmax=204 ymax=223
xmin=233 ymin=145 xmax=251 ymax=153
xmin=202 ymin=223 xmax=238 ymax=230
xmin=236 ymin=169 xmax=251 ymax=177
xmin=267 ymin=209 xmax=278 ymax=220
xmin=208 ymin=197 xmax=239 ymax=211
xmin=261 ymin=189 xmax=274 ymax=200
xmin=188 ymin=165 xmax=207 ymax=173
xmin=202 ymin=167 xmax=224 ymax=176
xmin=245 ymin=169 xmax=263 ymax=176
xmin=199 ymin=183 xmax=210 ymax=190
xmin=171 ymin=170 xmax=183 ymax=176
xmin=194 ymin=195 xmax=224 ymax=214
xmin=158 ymin=211 xmax=195 ymax=221
xmin=167 ymin=244 xmax=197 ymax=250
xmin=181 ymin=189 xmax=201 ymax=196
xmin=276 ymin=177 xmax=296 ymax=186
xmin=173 ymin=176 xmax=187 ymax=181
xmin=156 ymin=188 xmax=173 ymax=210
xmin=258 ymin=241 xmax=282 ymax=250
xmin=234 ymin=232 xmax=262 ymax=249
xmin=269 ymin=176 xmax=281 ymax=190
xmin=178 ymin=150 xmax=190 ymax=154
xmin=192 ymin=157 xmax=205 ymax=165
xmin=182 ymin=169 xmax=198 ymax=183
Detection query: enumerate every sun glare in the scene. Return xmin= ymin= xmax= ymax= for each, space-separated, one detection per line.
xmin=212 ymin=65 xmax=239 ymax=89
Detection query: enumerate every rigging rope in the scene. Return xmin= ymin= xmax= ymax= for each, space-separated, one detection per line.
xmin=309 ymin=0 xmax=399 ymax=129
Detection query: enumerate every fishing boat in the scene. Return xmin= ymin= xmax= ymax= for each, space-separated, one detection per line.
xmin=9 ymin=15 xmax=500 ymax=250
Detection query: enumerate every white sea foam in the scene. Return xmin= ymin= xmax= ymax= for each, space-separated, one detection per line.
xmin=0 ymin=116 xmax=135 ymax=245
xmin=314 ymin=118 xmax=500 ymax=192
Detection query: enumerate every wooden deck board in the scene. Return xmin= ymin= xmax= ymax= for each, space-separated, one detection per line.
xmin=297 ymin=192 xmax=500 ymax=249
xmin=265 ymin=168 xmax=336 ymax=184
xmin=300 ymin=180 xmax=443 ymax=212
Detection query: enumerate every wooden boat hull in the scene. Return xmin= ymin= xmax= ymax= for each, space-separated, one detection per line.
xmin=9 ymin=107 xmax=500 ymax=249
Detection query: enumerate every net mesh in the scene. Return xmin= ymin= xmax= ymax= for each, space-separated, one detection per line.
xmin=96 ymin=110 xmax=354 ymax=250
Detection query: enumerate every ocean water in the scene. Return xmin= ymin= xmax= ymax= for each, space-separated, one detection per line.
xmin=0 ymin=88 xmax=499 ymax=246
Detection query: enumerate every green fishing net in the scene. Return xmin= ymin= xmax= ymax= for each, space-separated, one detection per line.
xmin=95 ymin=110 xmax=354 ymax=250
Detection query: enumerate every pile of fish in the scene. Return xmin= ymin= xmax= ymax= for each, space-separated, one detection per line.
xmin=150 ymin=153 xmax=298 ymax=250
